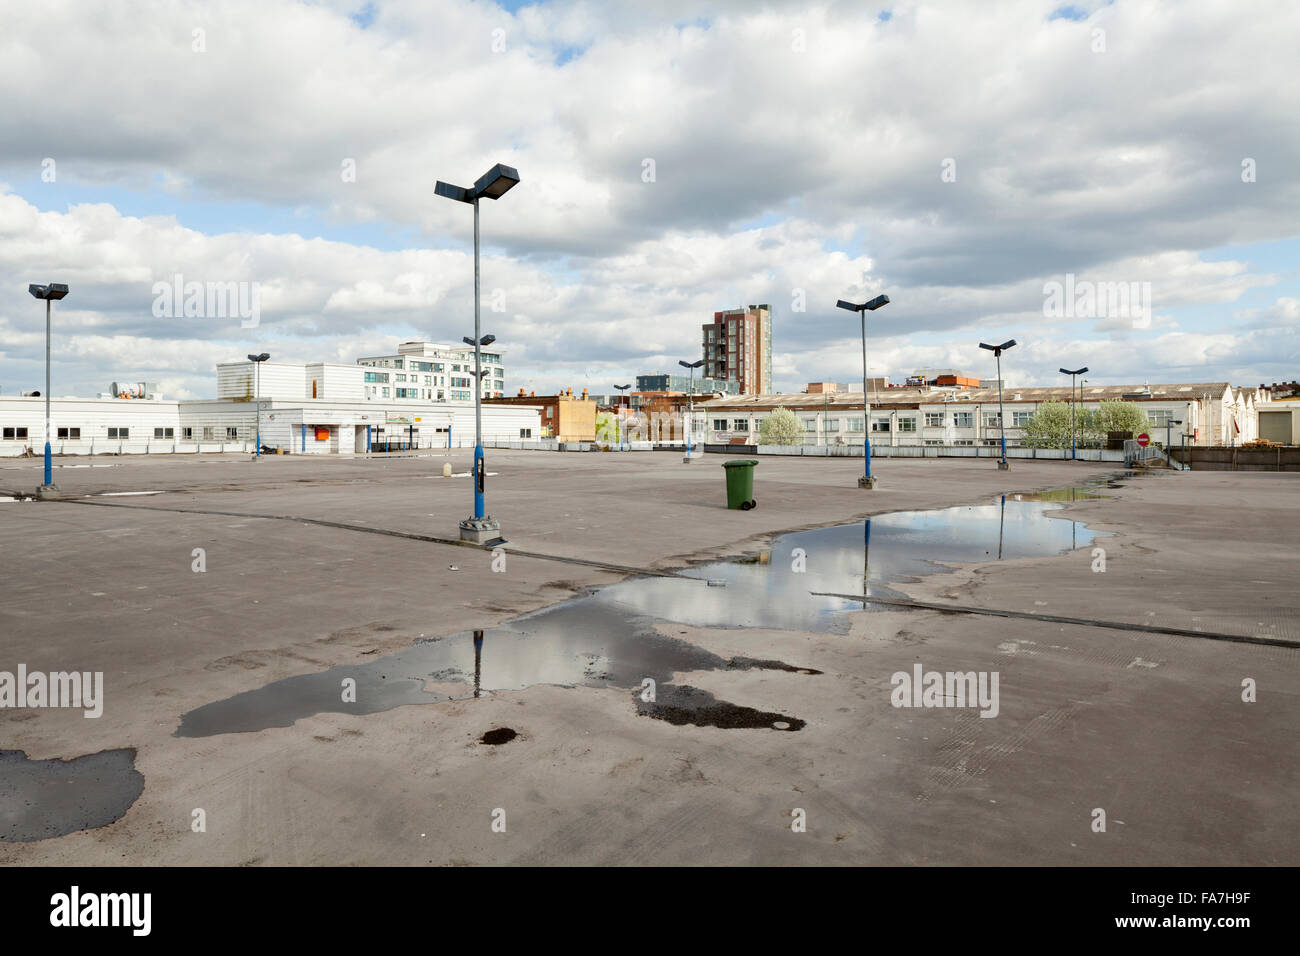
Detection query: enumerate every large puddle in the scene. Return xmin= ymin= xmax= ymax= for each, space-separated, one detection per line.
xmin=176 ymin=480 xmax=1114 ymax=738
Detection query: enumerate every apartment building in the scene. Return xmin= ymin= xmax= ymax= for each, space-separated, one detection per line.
xmin=484 ymin=388 xmax=596 ymax=442
xmin=355 ymin=340 xmax=505 ymax=403
xmin=635 ymin=373 xmax=739 ymax=396
xmin=701 ymin=304 xmax=773 ymax=395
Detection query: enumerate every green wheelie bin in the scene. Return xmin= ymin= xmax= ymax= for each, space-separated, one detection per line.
xmin=722 ymin=459 xmax=758 ymax=510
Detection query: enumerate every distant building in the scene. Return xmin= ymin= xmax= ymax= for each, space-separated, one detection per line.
xmin=702 ymin=304 xmax=772 ymax=395
xmin=636 ymin=373 xmax=739 ymax=395
xmin=910 ymin=369 xmax=981 ymax=388
xmin=698 ymin=382 xmax=1258 ymax=449
xmin=484 ymin=387 xmax=597 ymax=442
xmin=355 ymin=340 xmax=506 ymax=403
xmin=0 ymin=357 xmax=538 ymax=457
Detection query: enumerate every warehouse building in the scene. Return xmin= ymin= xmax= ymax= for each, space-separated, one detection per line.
xmin=0 ymin=358 xmax=540 ymax=457
xmin=698 ymin=382 xmax=1265 ymax=449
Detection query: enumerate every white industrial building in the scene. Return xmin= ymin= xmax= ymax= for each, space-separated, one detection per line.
xmin=698 ymin=382 xmax=1266 ymax=449
xmin=0 ymin=357 xmax=539 ymax=458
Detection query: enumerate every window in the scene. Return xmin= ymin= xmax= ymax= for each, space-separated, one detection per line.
xmin=871 ymin=419 xmax=890 ymax=432
xmin=2 ymin=427 xmax=29 ymax=440
xmin=803 ymin=418 xmax=817 ymax=431
xmin=520 ymin=428 xmax=532 ymax=438
xmin=451 ymin=377 xmax=471 ymax=388
xmin=57 ymin=427 xmax=81 ymax=439
xmin=924 ymin=440 xmax=943 ymax=446
xmin=451 ymin=390 xmax=470 ymax=401
xmin=108 ymin=427 xmax=129 ymax=439
xmin=182 ymin=427 xmax=193 ymax=440
xmin=984 ymin=413 xmax=1002 ymax=428
xmin=825 ymin=419 xmax=840 ymax=431
xmin=424 ymin=376 xmax=432 ymax=385
xmin=713 ymin=419 xmax=728 ymax=431
xmin=983 ymin=438 xmax=1001 ymax=446
xmin=925 ymin=413 xmax=945 ymax=427
xmin=954 ymin=412 xmax=974 ymax=428
xmin=382 ymin=387 xmax=390 ymax=397
xmin=847 ymin=417 xmax=864 ymax=431
xmin=203 ymin=427 xmax=214 ymax=440
xmin=154 ymin=427 xmax=174 ymax=439
xmin=954 ymin=439 xmax=974 ymax=446
xmin=1149 ymin=409 xmax=1171 ymax=425
xmin=433 ymin=363 xmax=444 ymax=372
xmin=364 ymin=372 xmax=389 ymax=383
xmin=732 ymin=419 xmax=748 ymax=431
xmin=396 ymin=388 xmax=418 ymax=398
xmin=1012 ymin=411 xmax=1031 ymax=426
xmin=898 ymin=417 xmax=917 ymax=432
xmin=396 ymin=373 xmax=407 ymax=382
xmin=226 ymin=427 xmax=239 ymax=439
xmin=393 ymin=359 xmax=403 ymax=369
xmin=412 ymin=361 xmax=433 ymax=372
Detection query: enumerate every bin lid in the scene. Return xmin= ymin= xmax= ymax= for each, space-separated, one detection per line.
xmin=722 ymin=459 xmax=759 ymax=467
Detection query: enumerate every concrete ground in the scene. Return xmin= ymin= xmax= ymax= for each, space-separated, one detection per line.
xmin=0 ymin=449 xmax=1296 ymax=865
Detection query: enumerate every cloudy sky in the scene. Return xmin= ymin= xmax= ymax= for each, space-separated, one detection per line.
xmin=1 ymin=0 xmax=1297 ymax=399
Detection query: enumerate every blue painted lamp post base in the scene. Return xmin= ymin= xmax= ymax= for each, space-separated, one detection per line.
xmin=459 ymin=444 xmax=501 ymax=544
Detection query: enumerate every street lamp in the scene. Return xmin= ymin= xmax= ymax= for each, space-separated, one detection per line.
xmin=1163 ymin=418 xmax=1182 ymax=465
xmin=678 ymin=360 xmax=704 ymax=462
xmin=436 ymin=163 xmax=520 ymax=545
xmin=614 ymin=384 xmax=631 ymax=450
xmin=1059 ymin=366 xmax=1088 ymax=461
xmin=247 ymin=353 xmax=270 ymax=459
xmin=836 ymin=294 xmax=890 ymax=489
xmin=979 ymin=339 xmax=1017 ymax=470
xmin=28 ymin=282 xmax=69 ymax=494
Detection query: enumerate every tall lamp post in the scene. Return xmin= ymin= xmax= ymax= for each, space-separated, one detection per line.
xmin=1059 ymin=366 xmax=1088 ymax=460
xmin=678 ymin=359 xmax=703 ymax=462
xmin=835 ymin=294 xmax=890 ymax=488
xmin=436 ymin=163 xmax=520 ymax=545
xmin=614 ymin=383 xmax=631 ymax=450
xmin=247 ymin=352 xmax=270 ymax=459
xmin=28 ymin=283 xmax=69 ymax=495
xmin=979 ymin=339 xmax=1017 ymax=470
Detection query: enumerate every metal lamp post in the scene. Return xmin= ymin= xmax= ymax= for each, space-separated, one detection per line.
xmin=28 ymin=283 xmax=69 ymax=495
xmin=436 ymin=163 xmax=520 ymax=545
xmin=678 ymin=360 xmax=703 ymax=462
xmin=979 ymin=339 xmax=1017 ymax=470
xmin=247 ymin=352 xmax=270 ymax=458
xmin=836 ymin=294 xmax=890 ymax=488
xmin=614 ymin=383 xmax=631 ymax=450
xmin=1059 ymin=366 xmax=1088 ymax=460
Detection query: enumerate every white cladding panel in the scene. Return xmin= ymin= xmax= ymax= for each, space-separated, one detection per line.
xmin=216 ymin=362 xmax=308 ymax=400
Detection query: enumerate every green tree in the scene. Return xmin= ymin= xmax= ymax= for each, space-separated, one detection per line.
xmin=758 ymin=407 xmax=802 ymax=445
xmin=594 ymin=412 xmax=619 ymax=442
xmin=1020 ymin=400 xmax=1076 ymax=449
xmin=1092 ymin=400 xmax=1153 ymax=443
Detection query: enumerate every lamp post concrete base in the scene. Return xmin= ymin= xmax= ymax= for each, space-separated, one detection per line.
xmin=998 ymin=460 xmax=1010 ymax=471
xmin=36 ymin=484 xmax=63 ymax=499
xmin=857 ymin=475 xmax=878 ymax=489
xmin=459 ymin=516 xmax=501 ymax=545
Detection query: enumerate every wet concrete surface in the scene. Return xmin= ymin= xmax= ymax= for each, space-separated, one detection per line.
xmin=0 ymin=748 xmax=144 ymax=843
xmin=636 ymin=684 xmax=806 ymax=731
xmin=175 ymin=482 xmax=1107 ymax=737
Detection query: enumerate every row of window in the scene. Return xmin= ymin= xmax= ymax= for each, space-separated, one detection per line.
xmin=2 ymin=426 xmax=240 ymax=440
xmin=709 ymin=412 xmax=1033 ymax=433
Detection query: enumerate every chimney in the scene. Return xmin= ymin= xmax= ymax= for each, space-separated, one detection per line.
xmin=582 ymin=387 xmax=588 ymax=399
xmin=518 ymin=388 xmax=526 ymax=397
xmin=530 ymin=390 xmax=535 ymax=397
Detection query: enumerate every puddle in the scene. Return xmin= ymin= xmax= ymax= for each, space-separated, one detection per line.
xmin=480 ymin=728 xmax=518 ymax=745
xmin=176 ymin=481 xmax=1112 ymax=738
xmin=637 ymin=684 xmax=805 ymax=731
xmin=0 ymin=748 xmax=144 ymax=842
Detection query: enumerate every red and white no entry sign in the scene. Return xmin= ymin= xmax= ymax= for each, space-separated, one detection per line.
xmin=1137 ymin=433 xmax=1150 ymax=447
